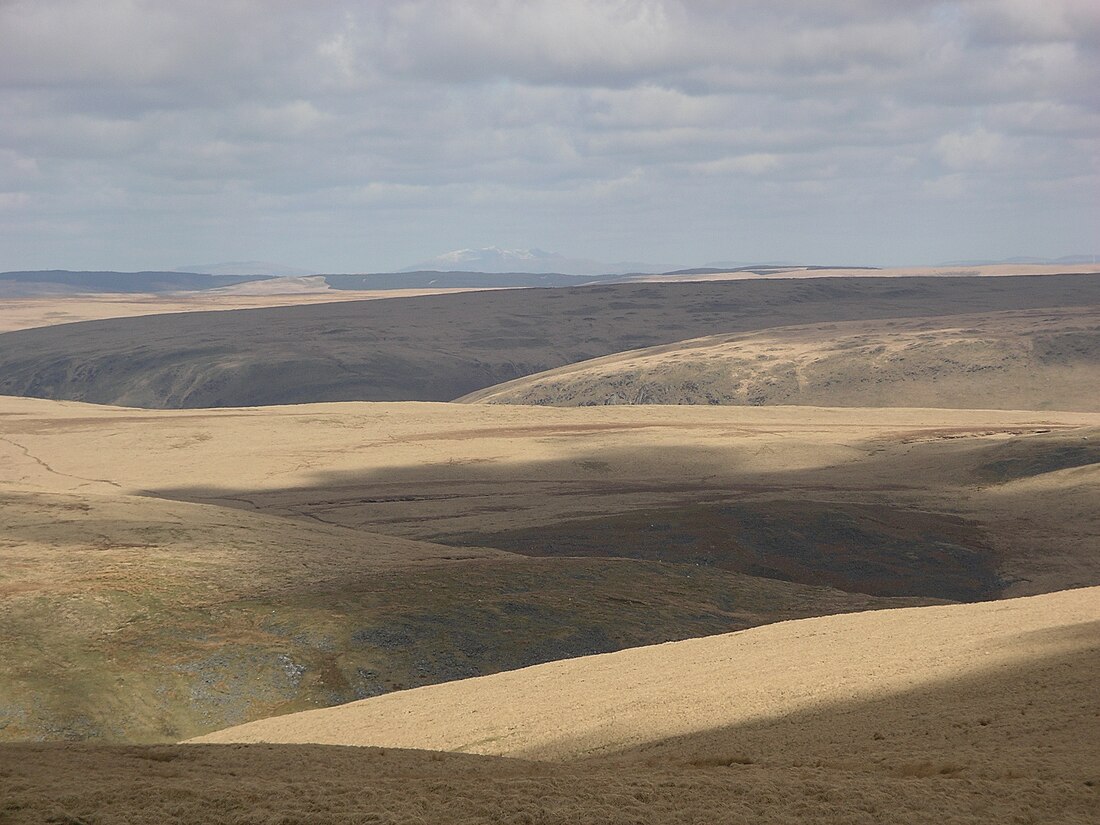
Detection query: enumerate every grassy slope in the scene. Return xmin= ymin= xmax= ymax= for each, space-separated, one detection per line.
xmin=2 ymin=397 xmax=1097 ymax=742
xmin=6 ymin=590 xmax=1070 ymax=823
xmin=3 ymin=488 xmax=931 ymax=743
xmin=1 ymin=275 xmax=1098 ymax=408
xmin=458 ymin=306 xmax=1100 ymax=411
xmin=4 ymin=397 xmax=1097 ymax=599
xmin=5 ymin=590 xmax=1095 ymax=823
xmin=190 ymin=588 xmax=1100 ymax=758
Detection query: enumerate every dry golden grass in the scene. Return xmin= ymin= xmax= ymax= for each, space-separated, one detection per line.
xmin=4 ymin=589 xmax=1094 ymax=824
xmin=3 ymin=732 xmax=1096 ymax=824
xmin=642 ymin=262 xmax=1100 ymax=282
xmin=190 ymin=588 xmax=1100 ymax=759
xmin=458 ymin=306 xmax=1100 ymax=411
xmin=2 ymin=271 xmax=1097 ymax=822
xmin=4 ymin=397 xmax=953 ymax=741
xmin=1 ymin=395 xmax=1097 ymax=750
xmin=0 ymin=285 xmax=491 ymax=333
xmin=3 ymin=273 xmax=1098 ymax=409
xmin=3 ymin=395 xmax=1097 ymax=596
xmin=4 ymin=486 xmax=921 ymax=742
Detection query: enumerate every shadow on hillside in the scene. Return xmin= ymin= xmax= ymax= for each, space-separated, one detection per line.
xmin=141 ymin=432 xmax=1087 ymax=601
xmin=2 ymin=620 xmax=1096 ymax=824
xmin=579 ymin=617 xmax=1100 ymax=775
xmin=3 ymin=273 xmax=1100 ymax=409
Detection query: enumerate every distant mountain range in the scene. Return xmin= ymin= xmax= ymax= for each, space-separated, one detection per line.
xmin=400 ymin=247 xmax=676 ymax=276
xmin=324 ymin=271 xmax=598 ymax=290
xmin=5 ymin=253 xmax=1094 ymax=298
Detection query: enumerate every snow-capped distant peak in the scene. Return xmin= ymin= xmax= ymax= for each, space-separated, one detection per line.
xmin=401 ymin=247 xmax=670 ymax=276
xmin=432 ymin=247 xmax=553 ymax=265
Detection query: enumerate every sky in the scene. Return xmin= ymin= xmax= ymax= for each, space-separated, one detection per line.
xmin=1 ymin=0 xmax=1098 ymax=272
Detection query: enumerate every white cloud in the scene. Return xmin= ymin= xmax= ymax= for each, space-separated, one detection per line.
xmin=935 ymin=127 xmax=1007 ymax=169
xmin=922 ymin=173 xmax=967 ymax=199
xmin=377 ymin=0 xmax=687 ymax=86
xmin=698 ymin=154 xmax=782 ymax=175
xmin=968 ymin=0 xmax=1100 ymax=44
xmin=0 ymin=191 xmax=31 ymax=209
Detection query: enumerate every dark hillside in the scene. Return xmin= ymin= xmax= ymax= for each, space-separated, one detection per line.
xmin=0 ymin=270 xmax=273 ymax=294
xmin=0 ymin=274 xmax=1096 ymax=408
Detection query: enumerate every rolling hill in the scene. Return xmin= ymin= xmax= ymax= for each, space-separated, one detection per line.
xmin=191 ymin=587 xmax=1100 ymax=762
xmin=2 ymin=395 xmax=1097 ymax=743
xmin=1 ymin=271 xmax=1098 ymax=824
xmin=0 ymin=270 xmax=273 ymax=295
xmin=458 ymin=306 xmax=1100 ymax=411
xmin=4 ymin=396 xmax=964 ymax=742
xmin=9 ymin=483 xmax=908 ymax=742
xmin=6 ymin=589 xmax=1094 ymax=823
xmin=1 ymin=274 xmax=1098 ymax=408
xmin=10 ymin=588 xmax=1087 ymax=824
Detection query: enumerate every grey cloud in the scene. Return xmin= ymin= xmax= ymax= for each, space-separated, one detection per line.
xmin=966 ymin=0 xmax=1100 ymax=45
xmin=372 ymin=0 xmax=690 ymax=87
xmin=0 ymin=0 xmax=1096 ymax=271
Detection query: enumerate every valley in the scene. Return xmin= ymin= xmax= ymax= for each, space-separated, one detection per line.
xmin=1 ymin=270 xmax=1097 ymax=823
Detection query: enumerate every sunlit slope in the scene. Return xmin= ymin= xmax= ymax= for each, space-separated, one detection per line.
xmin=459 ymin=307 xmax=1100 ymax=411
xmin=637 ymin=261 xmax=1100 ymax=282
xmin=3 ymin=396 xmax=1098 ymax=599
xmin=7 ymin=589 xmax=1098 ymax=823
xmin=2 ymin=396 xmax=1097 ymax=741
xmin=0 ymin=286 xmax=484 ymax=334
xmin=1 ymin=275 xmax=1099 ymax=408
xmin=192 ymin=588 xmax=1100 ymax=761
xmin=2 ymin=397 xmax=940 ymax=742
xmin=5 ymin=395 xmax=1094 ymax=501
xmin=4 ymin=487 xmax=929 ymax=742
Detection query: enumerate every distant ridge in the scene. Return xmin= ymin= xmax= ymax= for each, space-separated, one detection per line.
xmin=662 ymin=264 xmax=881 ymax=276
xmin=175 ymin=261 xmax=314 ymax=277
xmin=701 ymin=259 xmax=801 ymax=268
xmin=401 ymin=246 xmax=675 ymax=276
xmin=939 ymin=255 xmax=1099 ymax=266
xmin=2 ymin=273 xmax=1098 ymax=409
xmin=323 ymin=264 xmax=884 ymax=289
xmin=458 ymin=306 xmax=1100 ymax=412
xmin=0 ymin=270 xmax=274 ymax=295
xmin=323 ymin=270 xmax=598 ymax=290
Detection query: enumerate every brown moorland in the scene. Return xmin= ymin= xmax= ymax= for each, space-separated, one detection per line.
xmin=458 ymin=306 xmax=1100 ymax=411
xmin=0 ymin=271 xmax=1097 ymax=822
xmin=0 ymin=285 xmax=493 ymax=334
xmin=2 ymin=396 xmax=1097 ymax=743
xmin=2 ymin=397 xmax=956 ymax=742
xmin=1 ymin=274 xmax=1098 ymax=408
xmin=5 ymin=588 xmax=1090 ymax=824
xmin=193 ymin=587 xmax=1100 ymax=761
xmin=3 ymin=263 xmax=1097 ymax=336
